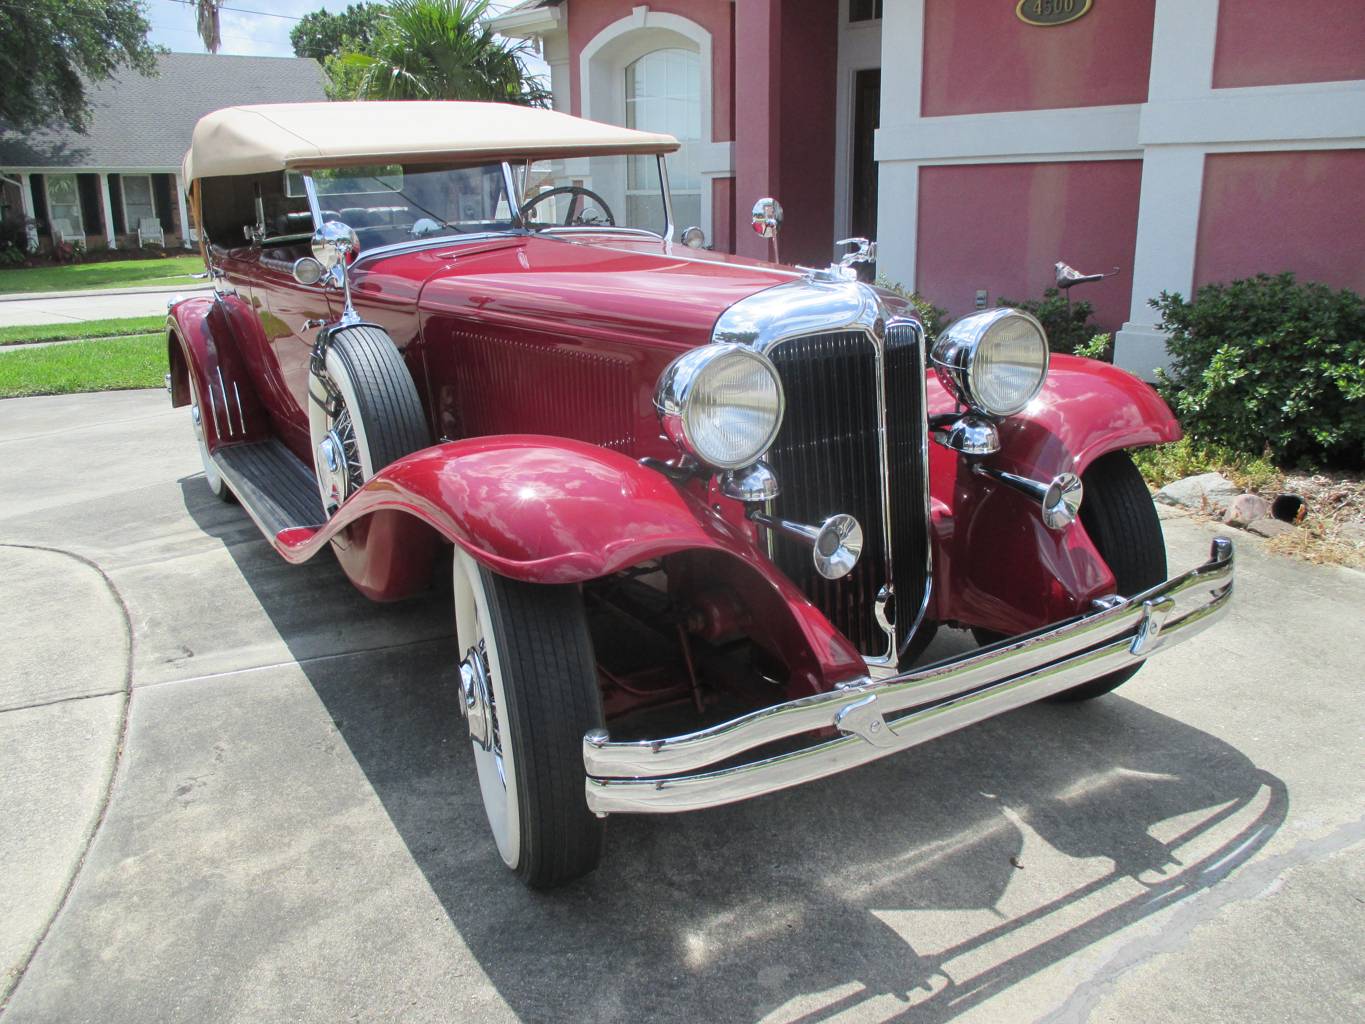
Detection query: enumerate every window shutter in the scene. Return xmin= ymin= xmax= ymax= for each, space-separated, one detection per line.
xmin=78 ymin=174 xmax=101 ymax=237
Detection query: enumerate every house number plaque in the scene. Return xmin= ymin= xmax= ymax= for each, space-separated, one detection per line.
xmin=1016 ymin=0 xmax=1092 ymax=27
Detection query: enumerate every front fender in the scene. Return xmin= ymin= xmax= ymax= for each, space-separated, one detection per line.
xmin=928 ymin=355 xmax=1181 ymax=635
xmin=274 ymin=436 xmax=868 ymax=688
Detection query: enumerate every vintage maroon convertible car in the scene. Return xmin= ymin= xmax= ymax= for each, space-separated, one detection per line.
xmin=168 ymin=101 xmax=1232 ymax=887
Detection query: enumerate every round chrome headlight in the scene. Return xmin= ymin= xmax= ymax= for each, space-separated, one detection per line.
xmin=655 ymin=344 xmax=785 ymax=470
xmin=931 ymin=308 xmax=1049 ymax=417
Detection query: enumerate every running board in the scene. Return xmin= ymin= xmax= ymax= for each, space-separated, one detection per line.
xmin=213 ymin=440 xmax=325 ymax=538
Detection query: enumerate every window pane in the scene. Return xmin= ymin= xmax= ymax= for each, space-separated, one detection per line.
xmin=625 ymin=48 xmax=702 ymax=232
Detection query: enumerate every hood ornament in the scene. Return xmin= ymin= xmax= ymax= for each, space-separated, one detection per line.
xmin=801 ymin=236 xmax=878 ymax=284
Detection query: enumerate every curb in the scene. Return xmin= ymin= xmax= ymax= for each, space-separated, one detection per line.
xmin=0 ymin=283 xmax=213 ymax=302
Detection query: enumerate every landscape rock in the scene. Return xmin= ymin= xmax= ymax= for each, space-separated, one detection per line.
xmin=1155 ymin=473 xmax=1242 ymax=513
xmin=1246 ymin=516 xmax=1296 ymax=539
xmin=1337 ymin=522 xmax=1365 ymax=546
xmin=1223 ymin=493 xmax=1271 ymax=528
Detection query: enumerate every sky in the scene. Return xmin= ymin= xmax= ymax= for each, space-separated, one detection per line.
xmin=145 ymin=0 xmax=536 ymax=61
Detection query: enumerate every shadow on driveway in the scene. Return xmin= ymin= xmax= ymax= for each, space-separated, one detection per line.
xmin=181 ymin=478 xmax=1287 ymax=1023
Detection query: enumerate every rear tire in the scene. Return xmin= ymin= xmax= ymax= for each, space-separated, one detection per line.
xmin=453 ymin=549 xmax=605 ymax=888
xmin=1051 ymin=450 xmax=1167 ymax=701
xmin=189 ymin=377 xmax=233 ymax=503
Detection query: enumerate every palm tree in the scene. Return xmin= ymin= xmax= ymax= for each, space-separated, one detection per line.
xmin=329 ymin=0 xmax=549 ymax=105
xmin=193 ymin=0 xmax=223 ymax=53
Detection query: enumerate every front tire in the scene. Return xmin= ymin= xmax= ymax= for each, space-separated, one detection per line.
xmin=452 ymin=548 xmax=605 ymax=887
xmin=1053 ymin=450 xmax=1167 ymax=701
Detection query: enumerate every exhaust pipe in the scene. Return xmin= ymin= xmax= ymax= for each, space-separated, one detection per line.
xmin=749 ymin=509 xmax=863 ymax=580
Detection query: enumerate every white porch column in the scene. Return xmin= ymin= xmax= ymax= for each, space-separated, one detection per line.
xmin=175 ymin=171 xmax=193 ymax=248
xmin=98 ymin=172 xmax=117 ymax=250
xmin=18 ymin=173 xmax=39 ymax=251
xmin=1112 ymin=0 xmax=1220 ymax=379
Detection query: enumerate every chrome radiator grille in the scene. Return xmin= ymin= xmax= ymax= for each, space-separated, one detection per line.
xmin=764 ymin=325 xmax=928 ymax=660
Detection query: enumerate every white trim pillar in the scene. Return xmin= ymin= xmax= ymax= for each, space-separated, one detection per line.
xmin=1112 ymin=0 xmax=1220 ymax=379
xmin=18 ymin=173 xmax=39 ymax=251
xmin=1113 ymin=147 xmax=1205 ymax=379
xmin=98 ymin=172 xmax=117 ymax=250
xmin=175 ymin=171 xmax=193 ymax=248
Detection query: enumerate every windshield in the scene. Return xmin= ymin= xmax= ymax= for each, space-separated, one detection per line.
xmin=292 ymin=155 xmax=675 ymax=255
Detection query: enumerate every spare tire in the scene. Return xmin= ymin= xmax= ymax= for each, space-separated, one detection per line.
xmin=308 ymin=324 xmax=429 ymax=514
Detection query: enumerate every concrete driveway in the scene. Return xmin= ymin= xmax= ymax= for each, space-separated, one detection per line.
xmin=1 ymin=389 xmax=1361 ymax=1024
xmin=0 ymin=285 xmax=211 ymax=327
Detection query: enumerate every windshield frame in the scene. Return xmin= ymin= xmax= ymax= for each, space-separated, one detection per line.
xmin=300 ymin=156 xmax=676 ymax=266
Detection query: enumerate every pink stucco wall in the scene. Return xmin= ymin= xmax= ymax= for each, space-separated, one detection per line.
xmin=733 ymin=0 xmax=838 ymax=266
xmin=1213 ymin=0 xmax=1365 ymax=89
xmin=1194 ymin=150 xmax=1365 ymax=294
xmin=915 ymin=160 xmax=1143 ymax=330
xmin=920 ymin=0 xmax=1154 ymax=117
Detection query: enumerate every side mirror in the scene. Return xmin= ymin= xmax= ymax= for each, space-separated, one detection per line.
xmin=311 ymin=221 xmax=359 ymax=270
xmin=292 ymin=256 xmax=325 ymax=286
xmin=680 ymin=225 xmax=707 ymax=250
xmin=750 ymin=198 xmax=782 ymax=239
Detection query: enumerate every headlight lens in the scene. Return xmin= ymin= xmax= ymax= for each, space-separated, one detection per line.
xmin=931 ymin=308 xmax=1049 ymax=416
xmin=655 ymin=345 xmax=784 ymax=470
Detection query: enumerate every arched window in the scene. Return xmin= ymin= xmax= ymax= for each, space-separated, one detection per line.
xmin=624 ymin=48 xmax=702 ymax=231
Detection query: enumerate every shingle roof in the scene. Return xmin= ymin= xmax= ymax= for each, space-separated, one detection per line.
xmin=0 ymin=52 xmax=328 ymax=172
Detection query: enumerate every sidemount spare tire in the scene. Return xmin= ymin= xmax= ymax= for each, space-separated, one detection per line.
xmin=308 ymin=324 xmax=429 ymax=514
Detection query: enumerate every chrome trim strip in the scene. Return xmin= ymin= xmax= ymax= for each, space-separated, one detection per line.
xmin=583 ymin=538 xmax=1233 ymax=813
xmin=232 ymin=380 xmax=245 ymax=435
xmin=214 ymin=366 xmax=232 ymax=437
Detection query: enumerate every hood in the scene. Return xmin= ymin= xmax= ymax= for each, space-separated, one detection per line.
xmin=358 ymin=233 xmax=800 ymax=351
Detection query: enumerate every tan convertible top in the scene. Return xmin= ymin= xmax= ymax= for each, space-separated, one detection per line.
xmin=182 ymin=101 xmax=679 ymax=182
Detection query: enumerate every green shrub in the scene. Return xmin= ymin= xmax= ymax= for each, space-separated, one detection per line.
xmin=1074 ymin=332 xmax=1113 ymax=361
xmin=1130 ymin=438 xmax=1279 ymax=492
xmin=999 ymin=287 xmax=1097 ymax=354
xmin=875 ymin=277 xmax=948 ymax=343
xmin=1153 ymin=273 xmax=1365 ymax=469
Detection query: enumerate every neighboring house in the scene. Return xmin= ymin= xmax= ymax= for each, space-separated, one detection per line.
xmin=493 ymin=0 xmax=1365 ymax=378
xmin=0 ymin=53 xmax=327 ymax=255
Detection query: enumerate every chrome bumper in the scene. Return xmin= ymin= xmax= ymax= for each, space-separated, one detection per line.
xmin=584 ymin=537 xmax=1234 ymax=815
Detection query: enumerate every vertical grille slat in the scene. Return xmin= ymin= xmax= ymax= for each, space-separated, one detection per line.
xmin=765 ymin=326 xmax=929 ymax=660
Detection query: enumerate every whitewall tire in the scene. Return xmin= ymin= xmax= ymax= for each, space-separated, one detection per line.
xmin=452 ymin=547 xmax=606 ymax=887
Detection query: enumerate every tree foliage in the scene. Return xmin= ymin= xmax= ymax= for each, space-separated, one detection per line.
xmin=0 ymin=0 xmax=158 ymax=133
xmin=326 ymin=0 xmax=549 ymax=106
xmin=194 ymin=0 xmax=223 ymax=53
xmin=291 ymin=3 xmax=386 ymax=60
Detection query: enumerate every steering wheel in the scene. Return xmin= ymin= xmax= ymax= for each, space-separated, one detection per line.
xmin=520 ymin=186 xmax=616 ymax=228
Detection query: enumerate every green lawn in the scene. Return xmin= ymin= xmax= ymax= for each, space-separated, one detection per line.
xmin=0 ymin=255 xmax=205 ymax=295
xmin=0 ymin=334 xmax=167 ymax=398
xmin=0 ymin=316 xmax=166 ymax=346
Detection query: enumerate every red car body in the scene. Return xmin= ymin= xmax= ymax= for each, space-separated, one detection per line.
xmin=168 ymin=230 xmax=1179 ymax=698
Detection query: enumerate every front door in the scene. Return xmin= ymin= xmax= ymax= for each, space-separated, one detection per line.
xmin=849 ymin=67 xmax=881 ymax=256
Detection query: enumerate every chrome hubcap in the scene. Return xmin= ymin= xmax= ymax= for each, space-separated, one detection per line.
xmin=316 ymin=429 xmax=350 ymax=512
xmin=458 ymin=643 xmax=494 ymax=750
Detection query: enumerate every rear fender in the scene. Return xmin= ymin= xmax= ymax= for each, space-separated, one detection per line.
xmin=275 ymin=436 xmax=867 ymax=688
xmin=166 ymin=294 xmax=271 ymax=449
xmin=928 ymin=355 xmax=1181 ymax=634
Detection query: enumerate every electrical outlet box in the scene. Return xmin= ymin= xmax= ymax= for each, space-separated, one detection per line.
xmin=974 ymin=289 xmax=988 ymax=309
